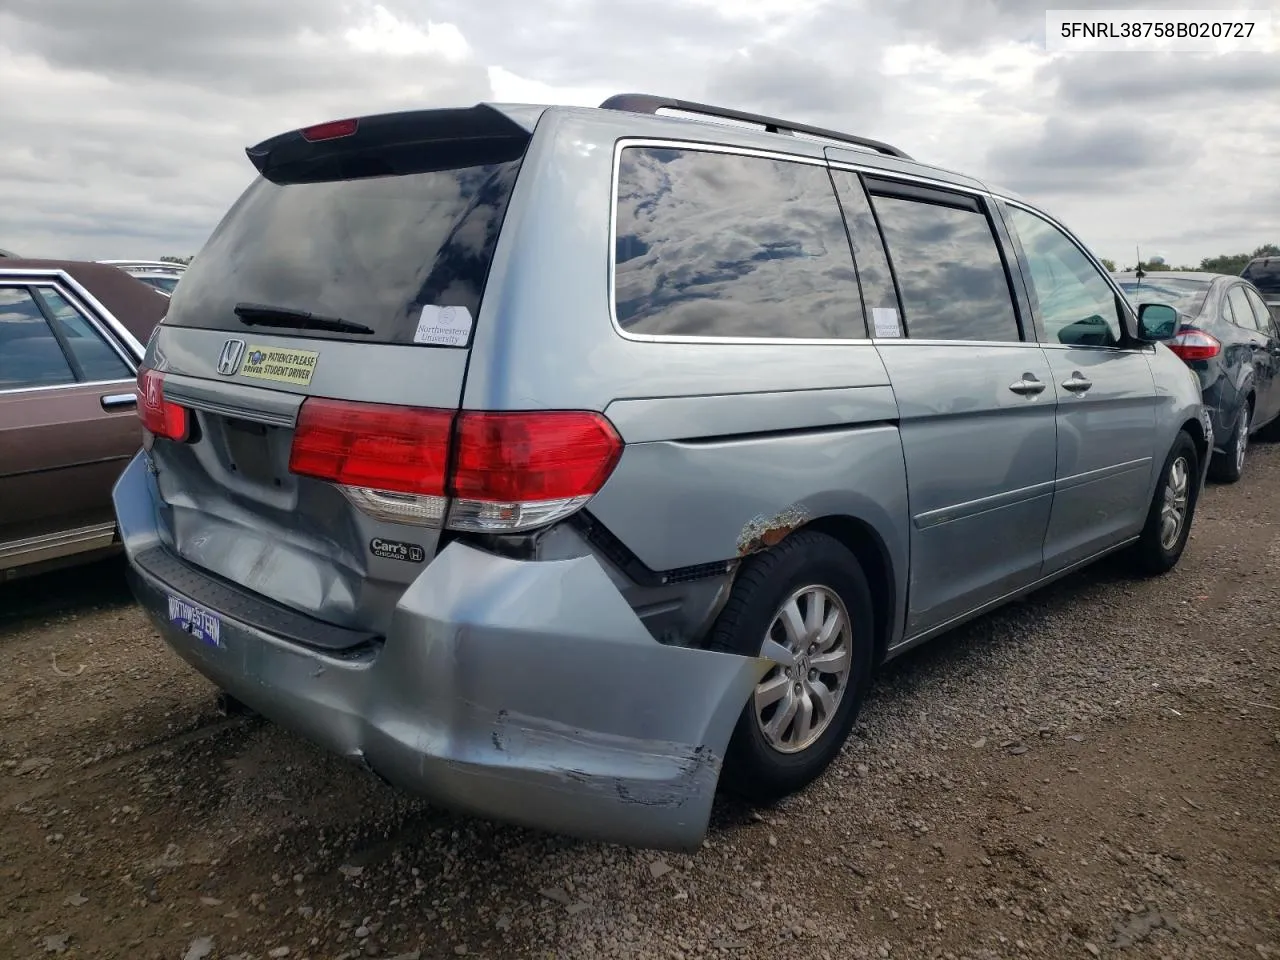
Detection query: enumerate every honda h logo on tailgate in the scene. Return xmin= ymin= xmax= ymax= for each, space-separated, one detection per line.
xmin=217 ymin=338 xmax=246 ymax=376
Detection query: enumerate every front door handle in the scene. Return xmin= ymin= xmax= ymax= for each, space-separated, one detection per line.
xmin=1062 ymin=372 xmax=1093 ymax=394
xmin=101 ymin=392 xmax=137 ymax=410
xmin=1008 ymin=374 xmax=1047 ymax=397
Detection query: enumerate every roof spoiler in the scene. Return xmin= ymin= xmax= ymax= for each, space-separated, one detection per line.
xmin=600 ymin=93 xmax=912 ymax=160
xmin=246 ymin=105 xmax=532 ymax=185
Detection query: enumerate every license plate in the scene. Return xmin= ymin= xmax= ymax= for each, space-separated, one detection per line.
xmin=167 ymin=595 xmax=223 ymax=649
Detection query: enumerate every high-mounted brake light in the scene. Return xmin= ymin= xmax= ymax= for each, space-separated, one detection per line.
xmin=1166 ymin=328 xmax=1221 ymax=363
xmin=136 ymin=367 xmax=190 ymax=442
xmin=299 ymin=118 xmax=359 ymax=142
xmin=287 ymin=400 xmax=623 ymax=532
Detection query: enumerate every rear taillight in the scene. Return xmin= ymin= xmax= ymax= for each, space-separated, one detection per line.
xmin=449 ymin=411 xmax=624 ymax=533
xmin=288 ymin=400 xmax=623 ymax=533
xmin=289 ymin=399 xmax=452 ymax=494
xmin=136 ymin=367 xmax=190 ymax=442
xmin=1167 ymin=328 xmax=1221 ymax=362
xmin=289 ymin=399 xmax=453 ymax=526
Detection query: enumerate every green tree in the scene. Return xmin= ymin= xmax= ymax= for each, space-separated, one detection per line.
xmin=160 ymin=255 xmax=193 ymax=265
xmin=1198 ymin=243 xmax=1279 ymax=276
xmin=1100 ymin=258 xmax=1117 ymax=271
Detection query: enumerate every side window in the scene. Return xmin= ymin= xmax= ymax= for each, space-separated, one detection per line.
xmin=1005 ymin=206 xmax=1123 ymax=348
xmin=1244 ymin=287 xmax=1278 ymax=335
xmin=35 ymin=288 xmax=133 ymax=381
xmin=870 ymin=191 xmax=1021 ymax=342
xmin=1221 ymin=294 xmax=1238 ymax=325
xmin=0 ymin=287 xmax=77 ymax=389
xmin=1226 ymin=286 xmax=1260 ymax=331
xmin=828 ymin=170 xmax=901 ymax=329
xmin=614 ymin=147 xmax=865 ymax=339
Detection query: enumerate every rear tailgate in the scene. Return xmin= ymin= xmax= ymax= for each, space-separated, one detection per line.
xmin=140 ymin=105 xmax=534 ymax=637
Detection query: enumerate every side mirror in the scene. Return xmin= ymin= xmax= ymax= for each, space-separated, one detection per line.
xmin=1136 ymin=303 xmax=1178 ymax=341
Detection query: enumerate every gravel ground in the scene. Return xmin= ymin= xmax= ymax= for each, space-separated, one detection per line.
xmin=2 ymin=444 xmax=1278 ymax=960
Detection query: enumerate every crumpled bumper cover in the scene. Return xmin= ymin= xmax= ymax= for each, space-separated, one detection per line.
xmin=113 ymin=452 xmax=768 ymax=850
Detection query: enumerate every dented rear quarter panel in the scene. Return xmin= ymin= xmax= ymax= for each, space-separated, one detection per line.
xmin=466 ymin=107 xmax=913 ymax=649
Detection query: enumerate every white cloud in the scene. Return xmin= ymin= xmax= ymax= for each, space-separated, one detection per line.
xmin=343 ymin=7 xmax=471 ymax=62
xmin=0 ymin=0 xmax=1275 ymax=268
xmin=486 ymin=67 xmax=612 ymax=108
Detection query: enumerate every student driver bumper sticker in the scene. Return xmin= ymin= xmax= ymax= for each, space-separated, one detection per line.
xmin=240 ymin=345 xmax=320 ymax=385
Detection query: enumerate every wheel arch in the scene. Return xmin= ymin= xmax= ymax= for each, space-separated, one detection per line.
xmin=796 ymin=514 xmax=897 ymax=668
xmin=1181 ymin=415 xmax=1209 ymax=469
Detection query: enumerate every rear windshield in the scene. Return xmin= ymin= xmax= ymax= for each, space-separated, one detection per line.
xmin=163 ymin=159 xmax=522 ymax=343
xmin=1242 ymin=260 xmax=1280 ymax=296
xmin=1117 ymin=278 xmax=1210 ymax=316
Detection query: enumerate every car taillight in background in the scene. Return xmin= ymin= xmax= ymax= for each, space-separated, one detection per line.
xmin=136 ymin=367 xmax=190 ymax=442
xmin=1166 ymin=328 xmax=1221 ymax=363
xmin=1172 ymin=330 xmax=1218 ymax=363
xmin=288 ymin=399 xmax=623 ymax=533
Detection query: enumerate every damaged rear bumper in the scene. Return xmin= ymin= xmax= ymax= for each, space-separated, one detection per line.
xmin=113 ymin=453 xmax=767 ymax=850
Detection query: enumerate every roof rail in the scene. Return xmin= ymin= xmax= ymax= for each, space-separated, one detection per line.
xmin=599 ymin=93 xmax=912 ymax=161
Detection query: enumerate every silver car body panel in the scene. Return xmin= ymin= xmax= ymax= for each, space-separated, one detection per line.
xmin=115 ymin=453 xmax=769 ymax=850
xmin=116 ymin=99 xmax=1211 ymax=848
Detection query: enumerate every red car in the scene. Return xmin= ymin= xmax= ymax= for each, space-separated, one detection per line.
xmin=0 ymin=259 xmax=168 ymax=580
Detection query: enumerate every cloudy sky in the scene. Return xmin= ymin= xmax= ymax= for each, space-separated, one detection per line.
xmin=1 ymin=0 xmax=1276 ymax=268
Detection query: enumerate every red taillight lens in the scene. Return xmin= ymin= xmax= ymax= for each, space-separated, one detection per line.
xmin=286 ymin=400 xmax=624 ymax=532
xmin=136 ymin=368 xmax=189 ymax=441
xmin=452 ymin=411 xmax=623 ymax=502
xmin=1167 ymin=329 xmax=1221 ymax=362
xmin=299 ymin=118 xmax=359 ymax=142
xmin=288 ymin=398 xmax=453 ymax=495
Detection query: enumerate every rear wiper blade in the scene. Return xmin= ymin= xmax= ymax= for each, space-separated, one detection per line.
xmin=233 ymin=302 xmax=374 ymax=335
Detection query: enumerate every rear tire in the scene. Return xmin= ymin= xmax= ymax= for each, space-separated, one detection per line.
xmin=1208 ymin=400 xmax=1250 ymax=484
xmin=1129 ymin=431 xmax=1200 ymax=576
xmin=708 ymin=530 xmax=874 ymax=804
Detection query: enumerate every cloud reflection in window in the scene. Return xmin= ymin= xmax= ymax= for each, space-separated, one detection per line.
xmin=871 ymin=196 xmax=1020 ymax=343
xmin=615 ymin=147 xmax=865 ymax=339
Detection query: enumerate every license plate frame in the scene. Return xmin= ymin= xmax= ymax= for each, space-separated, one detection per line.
xmin=166 ymin=594 xmax=224 ymax=649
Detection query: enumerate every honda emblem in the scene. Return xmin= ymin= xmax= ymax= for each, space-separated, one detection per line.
xmin=217 ymin=338 xmax=246 ymax=376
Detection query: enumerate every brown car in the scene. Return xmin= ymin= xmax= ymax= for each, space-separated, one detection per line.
xmin=0 ymin=260 xmax=168 ymax=580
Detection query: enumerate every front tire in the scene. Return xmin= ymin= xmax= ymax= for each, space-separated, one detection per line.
xmin=708 ymin=530 xmax=874 ymax=803
xmin=1130 ymin=431 xmax=1200 ymax=576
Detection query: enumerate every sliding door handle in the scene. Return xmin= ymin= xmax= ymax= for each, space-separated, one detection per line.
xmin=1061 ymin=373 xmax=1093 ymax=394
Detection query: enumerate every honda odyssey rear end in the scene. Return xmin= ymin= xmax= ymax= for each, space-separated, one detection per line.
xmin=114 ymin=102 xmax=768 ymax=850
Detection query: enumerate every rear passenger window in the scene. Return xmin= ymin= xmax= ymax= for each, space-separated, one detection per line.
xmin=0 ymin=287 xmax=76 ymax=389
xmin=614 ymin=147 xmax=865 ymax=339
xmin=37 ymin=289 xmax=134 ymax=381
xmin=1227 ymin=286 xmax=1260 ymax=331
xmin=870 ymin=193 xmax=1021 ymax=342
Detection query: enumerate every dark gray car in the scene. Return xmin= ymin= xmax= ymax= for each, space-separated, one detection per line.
xmin=113 ymin=95 xmax=1209 ymax=850
xmin=1114 ymin=271 xmax=1280 ymax=482
xmin=1241 ymin=256 xmax=1280 ymax=321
